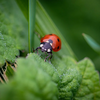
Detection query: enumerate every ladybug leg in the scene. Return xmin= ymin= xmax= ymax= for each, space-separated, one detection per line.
xmin=49 ymin=53 xmax=53 ymax=61
xmin=44 ymin=52 xmax=52 ymax=62
xmin=34 ymin=47 xmax=41 ymax=54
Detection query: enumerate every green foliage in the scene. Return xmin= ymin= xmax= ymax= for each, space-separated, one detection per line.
xmin=54 ymin=56 xmax=82 ymax=99
xmin=75 ymin=58 xmax=100 ymax=100
xmin=0 ymin=0 xmax=28 ymax=51
xmin=0 ymin=53 xmax=100 ymax=100
xmin=27 ymin=54 xmax=59 ymax=84
xmin=16 ymin=0 xmax=36 ymax=52
xmin=0 ymin=53 xmax=59 ymax=100
xmin=0 ymin=33 xmax=19 ymax=67
xmin=15 ymin=0 xmax=28 ymax=21
xmin=0 ymin=0 xmax=100 ymax=100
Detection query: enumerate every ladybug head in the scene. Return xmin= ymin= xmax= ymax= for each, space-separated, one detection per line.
xmin=40 ymin=39 xmax=53 ymax=53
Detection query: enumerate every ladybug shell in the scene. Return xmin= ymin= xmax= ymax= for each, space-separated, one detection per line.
xmin=40 ymin=34 xmax=61 ymax=52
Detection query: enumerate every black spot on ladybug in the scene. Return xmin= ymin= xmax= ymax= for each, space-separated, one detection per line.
xmin=57 ymin=38 xmax=60 ymax=42
xmin=49 ymin=34 xmax=52 ymax=35
xmin=57 ymin=46 xmax=59 ymax=50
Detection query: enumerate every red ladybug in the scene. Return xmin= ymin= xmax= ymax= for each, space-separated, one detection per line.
xmin=34 ymin=34 xmax=61 ymax=61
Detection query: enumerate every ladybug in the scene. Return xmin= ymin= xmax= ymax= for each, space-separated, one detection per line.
xmin=34 ymin=34 xmax=61 ymax=61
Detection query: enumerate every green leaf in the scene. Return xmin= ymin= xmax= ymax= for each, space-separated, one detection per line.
xmin=26 ymin=53 xmax=60 ymax=84
xmin=0 ymin=53 xmax=100 ymax=100
xmin=0 ymin=33 xmax=19 ymax=67
xmin=15 ymin=0 xmax=28 ymax=21
xmin=0 ymin=53 xmax=58 ymax=100
xmin=53 ymin=56 xmax=82 ymax=99
xmin=74 ymin=58 xmax=100 ymax=100
xmin=83 ymin=33 xmax=100 ymax=54
xmin=52 ymin=55 xmax=100 ymax=100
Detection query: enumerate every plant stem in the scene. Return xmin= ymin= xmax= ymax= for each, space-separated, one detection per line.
xmin=28 ymin=0 xmax=36 ymax=53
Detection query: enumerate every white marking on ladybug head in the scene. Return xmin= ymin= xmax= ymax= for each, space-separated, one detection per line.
xmin=50 ymin=43 xmax=52 ymax=46
xmin=42 ymin=47 xmax=44 ymax=49
xmin=46 ymin=40 xmax=49 ymax=43
xmin=40 ymin=44 xmax=43 ymax=47
xmin=47 ymin=49 xmax=51 ymax=52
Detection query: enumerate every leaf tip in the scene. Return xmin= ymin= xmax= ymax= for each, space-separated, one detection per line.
xmin=82 ymin=33 xmax=85 ymax=37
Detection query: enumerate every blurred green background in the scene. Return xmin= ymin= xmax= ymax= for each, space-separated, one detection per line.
xmin=39 ymin=0 xmax=100 ymax=71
